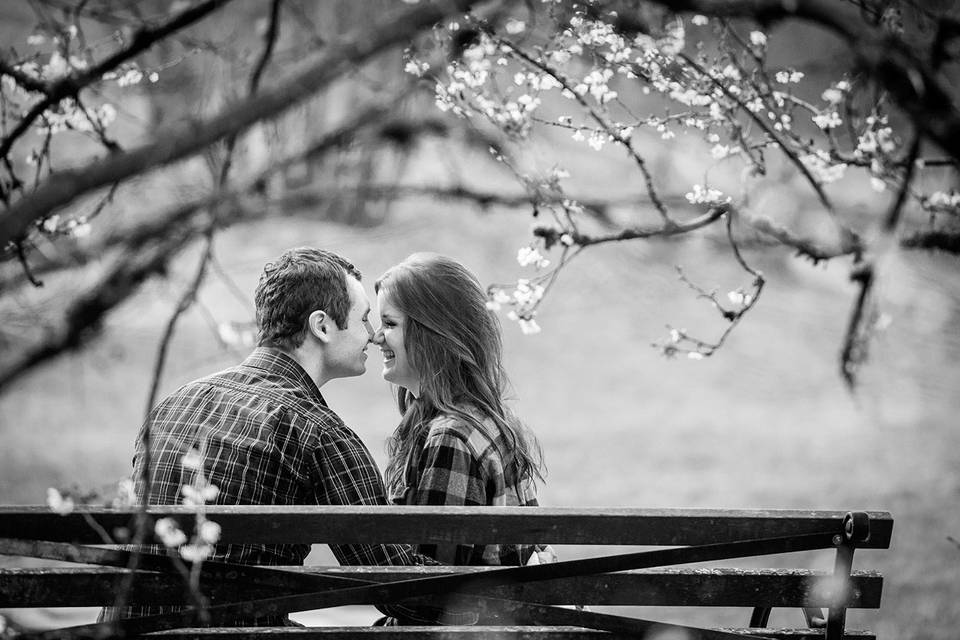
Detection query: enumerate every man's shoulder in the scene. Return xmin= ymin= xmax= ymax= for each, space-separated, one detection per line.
xmin=157 ymin=365 xmax=347 ymax=433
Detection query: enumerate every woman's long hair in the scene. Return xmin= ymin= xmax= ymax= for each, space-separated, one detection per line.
xmin=376 ymin=253 xmax=543 ymax=498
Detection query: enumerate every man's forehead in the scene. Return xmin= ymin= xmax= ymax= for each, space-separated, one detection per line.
xmin=346 ymin=276 xmax=370 ymax=312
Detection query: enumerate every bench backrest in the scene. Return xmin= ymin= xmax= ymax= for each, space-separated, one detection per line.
xmin=0 ymin=506 xmax=892 ymax=639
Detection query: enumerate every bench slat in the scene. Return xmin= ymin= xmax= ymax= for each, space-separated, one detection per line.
xmin=0 ymin=567 xmax=883 ymax=609
xmin=144 ymin=627 xmax=876 ymax=640
xmin=0 ymin=507 xmax=894 ymax=548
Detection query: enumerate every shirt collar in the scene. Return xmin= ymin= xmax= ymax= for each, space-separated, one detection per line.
xmin=242 ymin=347 xmax=327 ymax=407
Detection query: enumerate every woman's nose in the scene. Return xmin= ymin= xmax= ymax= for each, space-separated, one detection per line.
xmin=372 ymin=328 xmax=384 ymax=344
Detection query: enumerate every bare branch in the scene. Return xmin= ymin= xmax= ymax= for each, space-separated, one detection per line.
xmin=0 ymin=0 xmax=487 ymax=249
xmin=742 ymin=212 xmax=861 ymax=263
xmin=553 ymin=204 xmax=729 ymax=247
xmin=900 ymin=229 xmax=960 ymax=254
xmin=839 ymin=260 xmax=874 ymax=388
xmin=0 ymin=231 xmax=193 ymax=391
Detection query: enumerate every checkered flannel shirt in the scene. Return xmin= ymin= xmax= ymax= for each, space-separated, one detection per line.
xmin=392 ymin=410 xmax=541 ymax=567
xmin=110 ymin=348 xmax=468 ymax=625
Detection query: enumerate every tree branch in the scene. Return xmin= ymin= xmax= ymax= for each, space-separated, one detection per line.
xmin=0 ymin=96 xmax=411 ymax=393
xmin=556 ymin=203 xmax=729 ymax=247
xmin=900 ymin=229 xmax=960 ymax=254
xmin=646 ymin=0 xmax=960 ymax=163
xmin=742 ymin=212 xmax=861 ymax=263
xmin=0 ymin=0 xmax=487 ymax=249
xmin=0 ymin=0 xmax=238 ymax=162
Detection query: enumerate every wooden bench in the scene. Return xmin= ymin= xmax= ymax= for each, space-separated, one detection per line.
xmin=0 ymin=506 xmax=892 ymax=639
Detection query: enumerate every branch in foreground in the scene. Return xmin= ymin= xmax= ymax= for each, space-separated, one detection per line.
xmin=0 ymin=95 xmax=406 ymax=393
xmin=0 ymin=110 xmax=458 ymax=291
xmin=0 ymin=0 xmax=485 ymax=249
xmin=0 ymin=0 xmax=238 ymax=162
xmin=0 ymin=232 xmax=191 ymax=393
xmin=742 ymin=212 xmax=861 ymax=263
xmin=900 ymin=229 xmax=960 ymax=254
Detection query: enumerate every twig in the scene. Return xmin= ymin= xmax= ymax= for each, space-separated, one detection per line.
xmin=658 ymin=211 xmax=764 ymax=358
xmin=14 ymin=240 xmax=43 ymax=287
xmin=839 ymin=261 xmax=874 ymax=388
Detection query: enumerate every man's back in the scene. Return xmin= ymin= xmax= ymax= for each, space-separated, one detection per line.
xmin=133 ymin=347 xmax=348 ymax=566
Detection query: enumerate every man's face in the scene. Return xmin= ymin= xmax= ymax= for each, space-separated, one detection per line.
xmin=324 ymin=276 xmax=374 ymax=379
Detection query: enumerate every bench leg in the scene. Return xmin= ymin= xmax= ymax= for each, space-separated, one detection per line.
xmin=749 ymin=606 xmax=771 ymax=627
xmin=826 ymin=542 xmax=855 ymax=640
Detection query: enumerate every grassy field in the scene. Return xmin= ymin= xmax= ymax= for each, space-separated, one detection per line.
xmin=1 ymin=203 xmax=958 ymax=637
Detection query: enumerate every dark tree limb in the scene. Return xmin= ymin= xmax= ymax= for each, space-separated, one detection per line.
xmin=0 ymin=0 xmax=487 ymax=249
xmin=0 ymin=94 xmax=407 ymax=394
xmin=900 ymin=229 xmax=960 ymax=254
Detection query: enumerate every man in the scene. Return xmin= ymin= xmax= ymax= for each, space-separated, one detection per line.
xmin=114 ymin=248 xmax=467 ymax=625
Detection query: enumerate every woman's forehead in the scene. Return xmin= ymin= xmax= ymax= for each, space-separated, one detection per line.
xmin=377 ymin=288 xmax=402 ymax=315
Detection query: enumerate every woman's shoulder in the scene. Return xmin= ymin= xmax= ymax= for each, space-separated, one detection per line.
xmin=425 ymin=408 xmax=500 ymax=455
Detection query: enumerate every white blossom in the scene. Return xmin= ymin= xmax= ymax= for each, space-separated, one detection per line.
xmin=518 ymin=317 xmax=541 ymax=335
xmin=505 ymin=19 xmax=526 ymax=34
xmin=155 ymin=517 xmax=187 ymax=548
xmin=822 ymin=87 xmax=844 ymax=104
xmin=181 ymin=447 xmax=203 ymax=470
xmin=812 ymin=111 xmax=842 ymax=129
xmin=46 ymin=487 xmax=75 ymax=515
xmin=112 ymin=479 xmax=136 ymax=509
xmin=518 ymin=246 xmax=551 ymax=269
xmin=727 ymin=289 xmax=752 ymax=306
xmin=404 ymin=60 xmax=429 ymax=77
xmin=749 ymin=31 xmax=767 ymax=47
xmin=685 ymin=184 xmax=730 ymax=205
xmin=180 ymin=542 xmax=213 ymax=563
xmin=198 ymin=519 xmax=222 ymax=545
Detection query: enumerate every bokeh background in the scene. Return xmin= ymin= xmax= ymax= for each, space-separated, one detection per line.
xmin=1 ymin=2 xmax=958 ymax=638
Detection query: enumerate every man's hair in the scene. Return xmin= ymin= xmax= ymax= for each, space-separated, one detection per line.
xmin=254 ymin=247 xmax=362 ymax=351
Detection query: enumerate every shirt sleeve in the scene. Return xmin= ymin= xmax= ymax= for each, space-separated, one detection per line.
xmin=309 ymin=424 xmax=476 ymax=625
xmin=410 ymin=425 xmax=487 ymax=565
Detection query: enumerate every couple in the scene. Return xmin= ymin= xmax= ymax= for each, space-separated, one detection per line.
xmin=125 ymin=247 xmax=549 ymax=626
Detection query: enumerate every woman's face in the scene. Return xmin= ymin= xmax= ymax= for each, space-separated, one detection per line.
xmin=374 ymin=288 xmax=420 ymax=395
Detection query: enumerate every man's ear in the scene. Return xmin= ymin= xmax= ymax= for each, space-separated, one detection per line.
xmin=307 ymin=310 xmax=331 ymax=343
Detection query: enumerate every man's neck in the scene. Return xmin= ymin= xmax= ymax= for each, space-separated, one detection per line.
xmin=285 ymin=345 xmax=328 ymax=389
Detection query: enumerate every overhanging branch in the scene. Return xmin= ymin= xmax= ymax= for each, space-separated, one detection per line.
xmin=0 ymin=0 xmax=485 ymax=249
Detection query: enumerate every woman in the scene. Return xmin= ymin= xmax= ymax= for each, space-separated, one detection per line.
xmin=373 ymin=252 xmax=551 ymax=568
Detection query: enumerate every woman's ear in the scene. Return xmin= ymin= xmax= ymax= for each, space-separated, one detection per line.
xmin=307 ymin=310 xmax=330 ymax=343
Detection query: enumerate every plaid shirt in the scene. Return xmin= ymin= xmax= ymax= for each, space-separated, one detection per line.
xmin=392 ymin=410 xmax=541 ymax=567
xmin=114 ymin=348 xmax=467 ymax=625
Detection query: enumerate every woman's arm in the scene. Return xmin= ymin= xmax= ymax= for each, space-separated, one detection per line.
xmin=413 ymin=425 xmax=487 ymax=565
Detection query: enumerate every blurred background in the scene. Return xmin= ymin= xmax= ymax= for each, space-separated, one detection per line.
xmin=0 ymin=1 xmax=958 ymax=638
